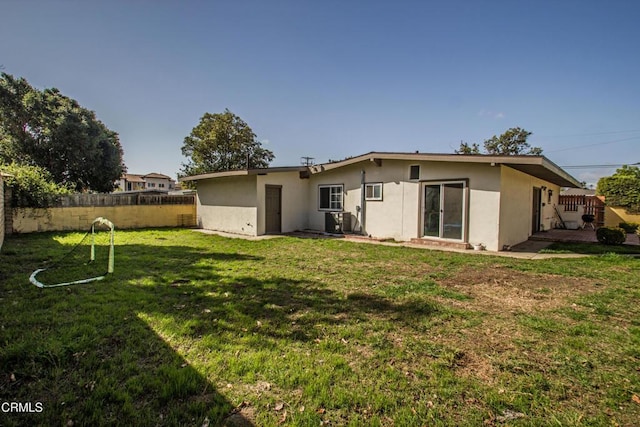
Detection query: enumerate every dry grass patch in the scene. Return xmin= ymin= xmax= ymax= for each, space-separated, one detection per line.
xmin=437 ymin=264 xmax=601 ymax=313
xmin=430 ymin=265 xmax=605 ymax=387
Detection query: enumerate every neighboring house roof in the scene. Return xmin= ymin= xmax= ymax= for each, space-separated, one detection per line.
xmin=561 ymin=188 xmax=596 ymax=196
xmin=122 ymin=173 xmax=174 ymax=182
xmin=180 ymin=151 xmax=581 ymax=188
xmin=122 ymin=174 xmax=146 ymax=183
xmin=143 ymin=172 xmax=173 ymax=180
xmin=116 ymin=189 xmax=170 ymax=195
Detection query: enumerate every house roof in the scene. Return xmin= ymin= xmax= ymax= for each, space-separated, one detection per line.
xmin=122 ymin=174 xmax=146 ymax=183
xmin=143 ymin=172 xmax=173 ymax=180
xmin=122 ymin=173 xmax=174 ymax=182
xmin=308 ymin=152 xmax=582 ymax=188
xmin=180 ymin=152 xmax=582 ymax=188
xmin=180 ymin=166 xmax=307 ymax=182
xmin=561 ymin=188 xmax=596 ymax=196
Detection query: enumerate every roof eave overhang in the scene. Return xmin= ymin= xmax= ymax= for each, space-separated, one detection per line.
xmin=180 ymin=166 xmax=307 ymax=182
xmin=308 ymin=152 xmax=581 ymax=188
xmin=505 ymin=158 xmax=582 ymax=188
xmin=179 ymin=152 xmax=581 ymax=188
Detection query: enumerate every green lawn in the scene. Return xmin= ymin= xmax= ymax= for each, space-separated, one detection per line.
xmin=1 ymin=229 xmax=639 ymax=426
xmin=540 ymin=241 xmax=640 ymax=255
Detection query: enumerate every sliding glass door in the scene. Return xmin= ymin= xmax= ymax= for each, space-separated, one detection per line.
xmin=422 ymin=182 xmax=465 ymax=240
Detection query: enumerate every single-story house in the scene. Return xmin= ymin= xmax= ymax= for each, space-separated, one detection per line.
xmin=180 ymin=152 xmax=581 ymax=251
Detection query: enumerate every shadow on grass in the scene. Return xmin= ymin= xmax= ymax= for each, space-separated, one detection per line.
xmin=0 ymin=235 xmax=256 ymax=426
xmin=0 ymin=232 xmax=440 ymax=425
xmin=111 ymin=240 xmax=440 ymax=342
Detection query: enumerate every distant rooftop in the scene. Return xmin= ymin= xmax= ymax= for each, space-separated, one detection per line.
xmin=560 ymin=188 xmax=596 ymax=196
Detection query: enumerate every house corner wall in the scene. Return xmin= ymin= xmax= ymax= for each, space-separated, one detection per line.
xmin=465 ymin=166 xmax=501 ymax=251
xmin=196 ymin=176 xmax=259 ymax=236
xmin=499 ymin=166 xmax=560 ymax=250
xmin=256 ymin=172 xmax=309 ymax=234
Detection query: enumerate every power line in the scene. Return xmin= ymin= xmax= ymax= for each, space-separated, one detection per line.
xmin=544 ymin=136 xmax=640 ymax=153
xmin=561 ymin=162 xmax=640 ymax=169
xmin=538 ymin=129 xmax=640 ymax=138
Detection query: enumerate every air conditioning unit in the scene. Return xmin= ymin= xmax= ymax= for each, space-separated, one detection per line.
xmin=325 ymin=212 xmax=351 ymax=234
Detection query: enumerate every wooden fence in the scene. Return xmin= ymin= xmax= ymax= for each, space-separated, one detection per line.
xmin=49 ymin=193 xmax=195 ymax=207
xmin=558 ymin=194 xmax=605 ymax=227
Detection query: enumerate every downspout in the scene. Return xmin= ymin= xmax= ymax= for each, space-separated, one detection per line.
xmin=360 ymin=169 xmax=366 ymax=235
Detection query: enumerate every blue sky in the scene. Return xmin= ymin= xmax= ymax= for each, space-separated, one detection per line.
xmin=2 ymin=1 xmax=639 ymax=186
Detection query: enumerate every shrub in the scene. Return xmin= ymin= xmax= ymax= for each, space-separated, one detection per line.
xmin=1 ymin=162 xmax=71 ymax=207
xmin=618 ymin=222 xmax=639 ymax=234
xmin=596 ymin=227 xmax=627 ymax=245
xmin=597 ymin=165 xmax=640 ymax=213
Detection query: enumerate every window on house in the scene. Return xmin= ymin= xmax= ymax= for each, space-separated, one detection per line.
xmin=319 ymin=185 xmax=343 ymax=211
xmin=148 ymin=183 xmax=155 ymax=188
xmin=159 ymin=183 xmax=165 ymax=188
xmin=365 ymin=183 xmax=383 ymax=201
xmin=410 ymin=165 xmax=420 ymax=180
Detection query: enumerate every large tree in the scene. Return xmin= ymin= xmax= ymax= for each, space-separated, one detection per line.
xmin=0 ymin=72 xmax=125 ymax=192
xmin=455 ymin=127 xmax=542 ymax=155
xmin=597 ymin=165 xmax=640 ymax=213
xmin=180 ymin=109 xmax=274 ymax=176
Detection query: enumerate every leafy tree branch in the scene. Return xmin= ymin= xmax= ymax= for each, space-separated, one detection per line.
xmin=455 ymin=127 xmax=542 ymax=155
xmin=180 ymin=109 xmax=274 ymax=176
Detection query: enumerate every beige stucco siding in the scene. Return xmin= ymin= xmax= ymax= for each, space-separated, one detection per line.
xmin=196 ymin=176 xmax=258 ymax=236
xmin=306 ymin=161 xmax=412 ymax=235
xmin=358 ymin=161 xmax=420 ymax=239
xmin=417 ymin=161 xmax=501 ymax=249
xmin=604 ymin=206 xmax=640 ymax=227
xmin=307 ymin=163 xmax=362 ymax=232
xmin=498 ymin=166 xmax=560 ymax=249
xmin=307 ymin=159 xmax=505 ymax=246
xmin=464 ymin=166 xmax=502 ymax=251
xmin=256 ymin=172 xmax=310 ymax=234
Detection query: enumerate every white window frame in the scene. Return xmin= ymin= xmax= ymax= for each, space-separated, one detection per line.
xmin=365 ymin=183 xmax=383 ymax=201
xmin=318 ymin=184 xmax=344 ymax=211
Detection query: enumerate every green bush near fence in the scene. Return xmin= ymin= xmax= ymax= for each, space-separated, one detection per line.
xmin=0 ymin=162 xmax=71 ymax=207
xmin=618 ymin=222 xmax=640 ymax=234
xmin=596 ymin=226 xmax=627 ymax=245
